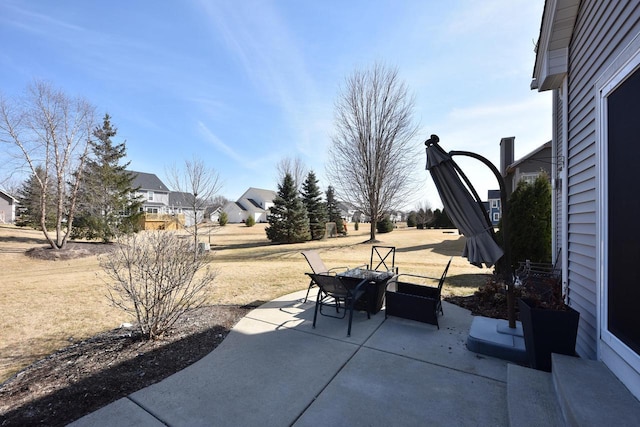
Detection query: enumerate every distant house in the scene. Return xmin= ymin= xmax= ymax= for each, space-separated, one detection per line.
xmin=207 ymin=206 xmax=222 ymax=223
xmin=167 ymin=191 xmax=205 ymax=227
xmin=129 ymin=171 xmax=186 ymax=230
xmin=223 ymin=187 xmax=277 ymax=223
xmin=0 ymin=190 xmax=17 ymax=224
xmin=499 ymin=137 xmax=552 ymax=196
xmin=486 ymin=190 xmax=501 ymax=226
xmin=338 ymin=201 xmax=359 ymax=223
xmin=487 ymin=137 xmax=553 ymax=224
xmin=130 ymin=171 xmax=171 ymax=214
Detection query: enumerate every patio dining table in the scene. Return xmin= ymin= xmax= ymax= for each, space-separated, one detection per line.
xmin=338 ymin=268 xmax=396 ymax=314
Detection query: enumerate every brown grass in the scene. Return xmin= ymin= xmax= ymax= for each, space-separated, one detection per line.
xmin=0 ymin=222 xmax=491 ymax=383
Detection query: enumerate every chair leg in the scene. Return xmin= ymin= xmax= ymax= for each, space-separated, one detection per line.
xmin=303 ymin=279 xmax=315 ymax=303
xmin=347 ymin=298 xmax=354 ymax=337
xmin=313 ymin=291 xmax=321 ymax=329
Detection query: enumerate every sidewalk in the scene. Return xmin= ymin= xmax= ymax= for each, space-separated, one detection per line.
xmin=70 ymin=290 xmax=510 ymax=426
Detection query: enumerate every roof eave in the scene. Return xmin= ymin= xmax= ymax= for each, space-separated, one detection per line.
xmin=531 ymin=0 xmax=580 ymax=92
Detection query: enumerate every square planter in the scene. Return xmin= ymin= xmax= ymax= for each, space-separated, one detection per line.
xmin=518 ymin=297 xmax=580 ymax=372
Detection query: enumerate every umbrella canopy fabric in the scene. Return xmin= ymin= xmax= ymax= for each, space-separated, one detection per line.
xmin=426 ymin=141 xmax=504 ymax=268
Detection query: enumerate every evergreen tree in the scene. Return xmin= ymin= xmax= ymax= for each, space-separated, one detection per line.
xmin=73 ymin=114 xmax=142 ymax=242
xmin=266 ymin=173 xmax=310 ymax=243
xmin=325 ymin=185 xmax=345 ymax=235
xmin=301 ymin=171 xmax=327 ymax=240
xmin=406 ymin=211 xmax=417 ymax=228
xmin=505 ymin=173 xmax=552 ymax=268
xmin=16 ymin=166 xmax=55 ymax=229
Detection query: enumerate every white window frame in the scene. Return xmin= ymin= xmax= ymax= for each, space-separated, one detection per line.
xmin=147 ymin=191 xmax=154 ymax=201
xmin=491 ymin=200 xmax=499 ymax=208
xmin=596 ymin=40 xmax=640 ymax=387
xmin=492 ymin=212 xmax=500 ymax=222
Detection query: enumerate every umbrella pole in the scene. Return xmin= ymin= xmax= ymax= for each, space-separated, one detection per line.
xmin=449 ymin=150 xmax=516 ymax=329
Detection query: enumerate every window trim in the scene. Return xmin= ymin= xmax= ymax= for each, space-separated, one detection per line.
xmin=596 ymin=41 xmax=640 ymax=378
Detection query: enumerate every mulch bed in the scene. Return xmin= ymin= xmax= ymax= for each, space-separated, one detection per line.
xmin=0 ymin=305 xmax=252 ymax=427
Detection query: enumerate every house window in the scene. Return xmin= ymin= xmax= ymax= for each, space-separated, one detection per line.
xmin=147 ymin=191 xmax=154 ymax=201
xmin=491 ymin=200 xmax=499 ymax=208
xmin=146 ymin=207 xmax=158 ymax=214
xmin=492 ymin=212 xmax=500 ymax=222
xmin=519 ymin=173 xmax=538 ymax=185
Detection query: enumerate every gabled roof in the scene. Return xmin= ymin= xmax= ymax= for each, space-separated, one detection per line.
xmin=531 ymin=0 xmax=580 ymax=91
xmin=129 ymin=171 xmax=170 ymax=192
xmin=0 ymin=189 xmax=17 ymax=203
xmin=241 ymin=187 xmax=276 ymax=202
xmin=506 ymin=140 xmax=552 ymax=173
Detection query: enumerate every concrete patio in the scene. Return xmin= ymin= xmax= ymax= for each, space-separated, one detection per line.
xmin=70 ymin=289 xmax=509 ymax=426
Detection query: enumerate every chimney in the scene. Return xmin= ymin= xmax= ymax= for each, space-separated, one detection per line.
xmin=500 ymin=137 xmax=515 ymax=177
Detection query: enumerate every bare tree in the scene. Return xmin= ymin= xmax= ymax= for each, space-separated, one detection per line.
xmin=166 ymin=157 xmax=222 ymax=258
xmin=100 ymin=231 xmax=216 ymax=339
xmin=0 ymin=81 xmax=95 ymax=249
xmin=276 ymin=156 xmax=307 ymax=192
xmin=327 ymin=63 xmax=418 ymax=242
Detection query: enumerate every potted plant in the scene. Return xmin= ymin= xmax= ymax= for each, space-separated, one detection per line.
xmin=518 ymin=272 xmax=580 ymax=372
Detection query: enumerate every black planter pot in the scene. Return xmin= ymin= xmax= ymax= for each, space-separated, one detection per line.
xmin=518 ymin=298 xmax=580 ymax=372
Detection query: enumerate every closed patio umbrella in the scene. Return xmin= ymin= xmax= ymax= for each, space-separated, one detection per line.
xmin=425 ymin=135 xmax=516 ymax=327
xmin=425 ymin=136 xmax=503 ymax=267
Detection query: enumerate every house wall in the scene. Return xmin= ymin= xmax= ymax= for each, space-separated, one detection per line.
xmin=223 ymin=202 xmax=246 ymax=223
xmin=553 ymin=88 xmax=564 ymax=263
xmin=565 ymin=0 xmax=640 ymax=364
xmin=136 ymin=191 xmax=170 ymax=213
xmin=509 ymin=147 xmax=552 ymax=191
xmin=0 ymin=193 xmax=15 ymax=223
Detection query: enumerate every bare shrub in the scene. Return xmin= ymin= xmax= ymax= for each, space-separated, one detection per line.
xmin=99 ymin=231 xmax=215 ymax=339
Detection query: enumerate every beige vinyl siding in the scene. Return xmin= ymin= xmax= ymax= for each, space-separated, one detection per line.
xmin=565 ymin=0 xmax=640 ymax=359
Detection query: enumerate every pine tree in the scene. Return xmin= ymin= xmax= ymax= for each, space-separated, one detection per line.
xmin=266 ymin=173 xmax=310 ymax=243
xmin=325 ymin=185 xmax=345 ymax=235
xmin=507 ymin=173 xmax=552 ymax=267
xmin=301 ymin=171 xmax=327 ymax=240
xmin=16 ymin=166 xmax=55 ymax=229
xmin=73 ymin=114 xmax=142 ymax=242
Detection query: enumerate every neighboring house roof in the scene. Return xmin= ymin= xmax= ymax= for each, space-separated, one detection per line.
xmin=487 ymin=190 xmax=501 ymax=200
xmin=168 ymin=191 xmax=199 ymax=208
xmin=506 ymin=140 xmax=552 ymax=173
xmin=129 ymin=171 xmax=170 ymax=192
xmin=241 ymin=187 xmax=277 ymax=202
xmin=247 ymin=198 xmax=263 ymax=209
xmin=0 ymin=189 xmax=17 ymax=203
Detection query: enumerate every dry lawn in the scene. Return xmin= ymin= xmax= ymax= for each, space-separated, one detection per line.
xmin=0 ymin=222 xmax=491 ymax=383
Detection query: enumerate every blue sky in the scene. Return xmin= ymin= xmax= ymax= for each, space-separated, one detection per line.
xmin=0 ymin=0 xmax=551 ymax=210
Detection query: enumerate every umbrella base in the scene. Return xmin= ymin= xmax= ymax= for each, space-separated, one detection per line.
xmin=467 ymin=316 xmax=527 ymax=363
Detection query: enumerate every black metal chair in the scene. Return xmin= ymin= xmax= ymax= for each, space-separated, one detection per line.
xmin=301 ymin=250 xmax=349 ymax=303
xmin=385 ymin=257 xmax=452 ymax=328
xmin=370 ymin=245 xmax=397 ymax=273
xmin=306 ymin=272 xmax=370 ymax=336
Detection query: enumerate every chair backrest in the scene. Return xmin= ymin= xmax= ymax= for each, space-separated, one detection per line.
xmin=370 ymin=246 xmax=396 ymax=272
xmin=306 ymin=273 xmax=348 ymax=297
xmin=437 ymin=257 xmax=453 ymax=291
xmin=302 ymin=250 xmax=329 ymax=274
